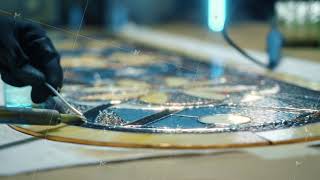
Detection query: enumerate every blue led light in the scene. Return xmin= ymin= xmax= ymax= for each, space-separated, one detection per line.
xmin=208 ymin=0 xmax=226 ymax=32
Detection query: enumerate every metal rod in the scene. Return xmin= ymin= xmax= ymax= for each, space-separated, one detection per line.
xmin=124 ymin=109 xmax=175 ymax=126
xmin=44 ymin=83 xmax=84 ymax=117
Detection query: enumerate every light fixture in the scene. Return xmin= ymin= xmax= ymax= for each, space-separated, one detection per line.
xmin=208 ymin=0 xmax=226 ymax=32
xmin=207 ymin=0 xmax=283 ymax=69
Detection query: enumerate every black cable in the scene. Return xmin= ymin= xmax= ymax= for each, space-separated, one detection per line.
xmin=222 ymin=29 xmax=269 ymax=69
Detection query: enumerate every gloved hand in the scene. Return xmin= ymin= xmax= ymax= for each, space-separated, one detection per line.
xmin=0 ymin=16 xmax=63 ymax=103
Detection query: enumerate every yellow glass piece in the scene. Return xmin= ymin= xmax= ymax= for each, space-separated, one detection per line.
xmin=107 ymin=52 xmax=159 ymax=66
xmin=11 ymin=125 xmax=269 ymax=149
xmin=140 ymin=92 xmax=169 ymax=105
xmin=80 ymin=91 xmax=146 ymax=101
xmin=61 ymin=56 xmax=107 ymax=68
xmin=165 ymin=77 xmax=189 ymax=87
xmin=85 ymin=40 xmax=121 ymax=50
xmin=199 ymin=114 xmax=251 ymax=126
xmin=117 ymin=79 xmax=151 ymax=90
xmin=184 ymin=88 xmax=226 ymax=100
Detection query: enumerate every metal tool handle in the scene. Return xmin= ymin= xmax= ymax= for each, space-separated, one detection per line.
xmin=44 ymin=83 xmax=84 ymax=117
xmin=0 ymin=107 xmax=62 ymax=125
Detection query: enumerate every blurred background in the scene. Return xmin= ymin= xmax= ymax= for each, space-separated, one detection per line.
xmin=0 ymin=0 xmax=318 ymax=60
xmin=0 ymin=0 xmax=279 ymax=27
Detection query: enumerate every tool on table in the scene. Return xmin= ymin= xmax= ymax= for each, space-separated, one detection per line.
xmin=0 ymin=104 xmax=115 ymax=126
xmin=0 ymin=107 xmax=84 ymax=125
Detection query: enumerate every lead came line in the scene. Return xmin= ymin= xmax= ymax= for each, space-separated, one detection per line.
xmin=124 ymin=109 xmax=177 ymax=126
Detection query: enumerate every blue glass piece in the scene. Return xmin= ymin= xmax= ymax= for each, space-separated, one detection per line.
xmin=210 ymin=59 xmax=224 ymax=79
xmin=110 ymin=108 xmax=158 ymax=123
xmin=148 ymin=115 xmax=206 ymax=129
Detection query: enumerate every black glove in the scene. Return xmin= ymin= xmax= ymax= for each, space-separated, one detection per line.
xmin=0 ymin=16 xmax=63 ymax=103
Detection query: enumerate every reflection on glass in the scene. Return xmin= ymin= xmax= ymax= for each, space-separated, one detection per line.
xmin=210 ymin=58 xmax=224 ymax=79
xmin=4 ymin=84 xmax=32 ymax=108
